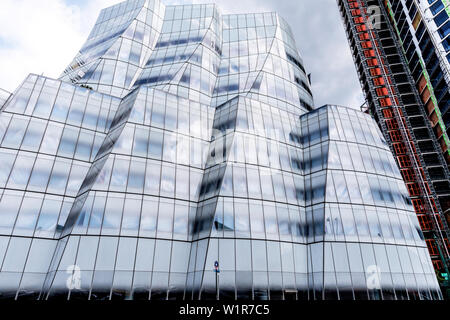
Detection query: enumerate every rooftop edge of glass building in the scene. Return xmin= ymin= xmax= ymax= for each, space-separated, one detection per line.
xmin=0 ymin=0 xmax=442 ymax=300
xmin=0 ymin=89 xmax=11 ymax=109
xmin=383 ymin=0 xmax=450 ymax=166
xmin=336 ymin=0 xmax=450 ymax=298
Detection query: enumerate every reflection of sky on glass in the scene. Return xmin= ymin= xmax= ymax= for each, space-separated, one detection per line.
xmin=0 ymin=0 xmax=363 ymax=108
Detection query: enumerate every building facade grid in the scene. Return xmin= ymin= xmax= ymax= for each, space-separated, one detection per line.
xmin=0 ymin=0 xmax=442 ymax=300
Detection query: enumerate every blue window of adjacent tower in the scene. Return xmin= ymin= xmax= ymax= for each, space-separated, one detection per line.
xmin=416 ymin=22 xmax=426 ymax=40
xmin=438 ymin=21 xmax=450 ymax=39
xmin=434 ymin=10 xmax=448 ymax=27
xmin=430 ymin=1 xmax=444 ymax=15
xmin=443 ymin=37 xmax=450 ymax=51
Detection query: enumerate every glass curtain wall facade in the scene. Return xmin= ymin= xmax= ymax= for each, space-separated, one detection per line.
xmin=337 ymin=0 xmax=450 ymax=297
xmin=0 ymin=0 xmax=442 ymax=300
xmin=0 ymin=89 xmax=10 ymax=109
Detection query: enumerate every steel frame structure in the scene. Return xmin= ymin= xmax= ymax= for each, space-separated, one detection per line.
xmin=337 ymin=0 xmax=450 ymax=294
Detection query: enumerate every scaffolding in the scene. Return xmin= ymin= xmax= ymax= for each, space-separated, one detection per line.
xmin=384 ymin=0 xmax=450 ymax=189
xmin=337 ymin=0 xmax=450 ymax=296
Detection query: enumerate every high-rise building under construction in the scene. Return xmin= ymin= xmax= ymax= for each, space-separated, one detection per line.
xmin=0 ymin=0 xmax=444 ymax=300
xmin=337 ymin=0 xmax=450 ymax=296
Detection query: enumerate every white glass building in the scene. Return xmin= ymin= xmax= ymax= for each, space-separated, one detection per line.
xmin=0 ymin=0 xmax=442 ymax=300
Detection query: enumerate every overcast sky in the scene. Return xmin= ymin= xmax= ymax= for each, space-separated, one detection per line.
xmin=0 ymin=0 xmax=364 ymax=108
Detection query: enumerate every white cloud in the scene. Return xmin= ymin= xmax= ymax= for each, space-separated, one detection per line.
xmin=0 ymin=0 xmax=117 ymax=92
xmin=0 ymin=0 xmax=364 ymax=108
